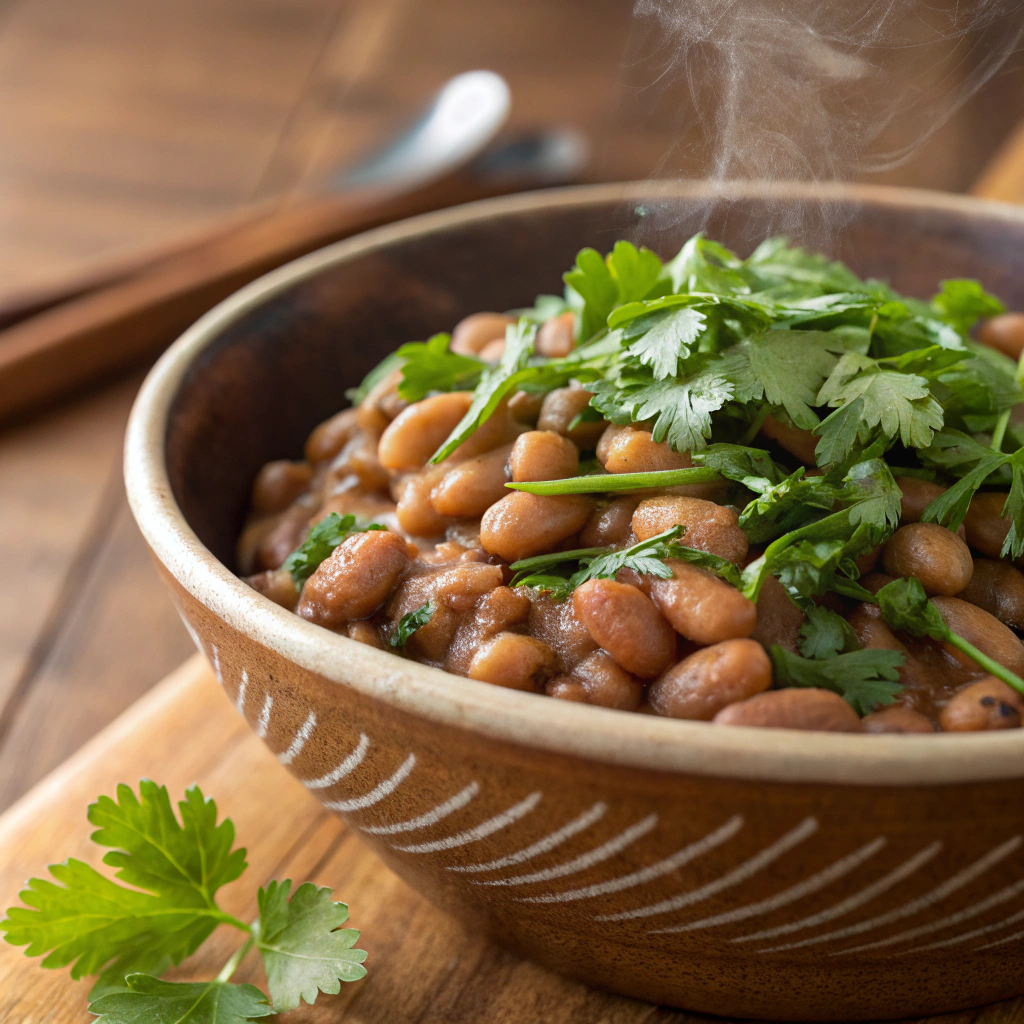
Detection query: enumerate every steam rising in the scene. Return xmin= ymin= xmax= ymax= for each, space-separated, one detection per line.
xmin=624 ymin=0 xmax=1024 ymax=240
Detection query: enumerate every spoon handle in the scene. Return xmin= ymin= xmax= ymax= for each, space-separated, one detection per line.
xmin=0 ymin=174 xmax=501 ymax=426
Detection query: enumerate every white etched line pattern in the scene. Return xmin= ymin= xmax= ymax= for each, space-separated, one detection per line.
xmin=208 ymin=644 xmax=223 ymax=686
xmin=278 ymin=711 xmax=317 ymax=765
xmin=362 ymin=782 xmax=480 ymax=835
xmin=899 ymin=906 xmax=1024 ymax=956
xmin=838 ymin=877 xmax=1024 ymax=956
xmin=393 ymin=792 xmax=542 ymax=854
xmin=518 ymin=814 xmax=744 ymax=905
xmin=255 ymin=693 xmax=273 ymax=739
xmin=303 ymin=734 xmax=370 ymax=789
xmin=473 ymin=814 xmax=659 ymax=888
xmin=233 ymin=666 xmax=246 ymax=711
xmin=450 ymin=802 xmax=607 ymax=874
xmin=652 ymin=837 xmax=887 ymax=935
xmin=733 ymin=842 xmax=943 ymax=944
xmin=324 ymin=753 xmax=417 ymax=812
xmin=757 ymin=836 xmax=1022 ymax=954
xmin=599 ymin=817 xmax=819 ymax=923
xmin=178 ymin=613 xmax=204 ymax=655
xmin=977 ymin=925 xmax=1024 ymax=951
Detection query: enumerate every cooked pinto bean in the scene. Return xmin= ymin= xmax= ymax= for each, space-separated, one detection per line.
xmin=930 ymin=596 xmax=1024 ymax=677
xmin=355 ymin=367 xmax=404 ymax=434
xmin=896 ymin=476 xmax=946 ymax=524
xmin=478 ymin=338 xmax=505 ymax=362
xmin=572 ymin=579 xmax=676 ymax=678
xmin=649 ymin=560 xmax=757 ymax=645
xmin=508 ymin=389 xmax=545 ymax=425
xmin=939 ymin=677 xmax=1023 ymax=732
xmin=297 ymin=530 xmax=410 ymax=628
xmin=472 ymin=586 xmax=532 ymax=633
xmin=378 ymin=392 xmax=474 ymax=471
xmin=750 ymin=574 xmax=806 ymax=653
xmin=963 ymin=491 xmax=1011 ymax=558
xmin=430 ymin=443 xmax=513 ymax=518
xmin=245 ymin=568 xmax=299 ymax=611
xmin=448 ymin=401 xmax=524 ymax=462
xmin=978 ymin=312 xmax=1024 ymax=360
xmin=509 ymin=431 xmax=579 ymax=482
xmin=848 ymin=603 xmax=905 ymax=652
xmin=859 ymin=571 xmax=896 ymax=595
xmin=760 ymin=415 xmax=818 ymax=464
xmin=256 ymin=504 xmax=312 ymax=571
xmin=580 ymin=497 xmax=640 ymax=547
xmin=395 ymin=466 xmax=454 ymax=537
xmin=861 ymin=706 xmax=935 ymax=734
xmin=345 ymin=620 xmax=385 ymax=649
xmin=714 ymin=688 xmax=862 ymax=732
xmin=536 ymin=311 xmax=576 ymax=357
xmin=305 ymin=408 xmax=361 ymax=463
xmin=648 ymin=639 xmax=772 ymax=720
xmin=854 ymin=545 xmax=881 ymax=575
xmin=527 ymin=593 xmax=598 ymax=671
xmin=546 ymin=651 xmax=643 ymax=710
xmin=325 ymin=433 xmax=390 ymax=492
xmin=450 ymin=312 xmax=514 ymax=355
xmin=468 ymin=632 xmax=557 ymax=691
xmin=882 ymin=522 xmax=973 ymax=596
xmin=957 ymin=558 xmax=1024 ymax=629
xmin=602 ymin=426 xmax=692 ymax=474
xmin=480 ymin=491 xmax=595 ymax=561
xmin=632 ymin=496 xmax=748 ymax=563
xmin=537 ymin=383 xmax=606 ymax=448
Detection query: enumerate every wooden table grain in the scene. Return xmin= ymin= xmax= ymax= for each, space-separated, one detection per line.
xmin=2 ymin=0 xmax=1024 ymax=814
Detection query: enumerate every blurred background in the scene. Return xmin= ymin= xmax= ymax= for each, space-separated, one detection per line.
xmin=2 ymin=0 xmax=1024 ymax=814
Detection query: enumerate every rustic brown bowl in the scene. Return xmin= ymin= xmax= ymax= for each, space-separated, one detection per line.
xmin=125 ymin=182 xmax=1024 ymax=1021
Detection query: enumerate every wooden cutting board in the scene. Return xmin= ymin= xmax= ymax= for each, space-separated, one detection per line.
xmin=0 ymin=656 xmax=1021 ymax=1024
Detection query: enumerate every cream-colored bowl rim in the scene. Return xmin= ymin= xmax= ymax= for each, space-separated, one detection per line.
xmin=125 ymin=179 xmax=1024 ymax=786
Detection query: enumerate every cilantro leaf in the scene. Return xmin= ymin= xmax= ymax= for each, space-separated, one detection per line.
xmin=691 ymin=443 xmax=787 ymax=494
xmin=589 ymin=361 xmax=734 ymax=453
xmin=89 ymin=975 xmax=274 ymax=1024
xmin=769 ymin=645 xmax=904 ymax=715
xmin=931 ymin=279 xmax=1004 ymax=336
xmin=713 ymin=330 xmax=847 ymax=429
xmin=875 ymin=576 xmax=951 ymax=642
xmin=282 ymin=514 xmax=387 ymax=588
xmin=345 ymin=352 xmax=403 ymax=406
xmin=798 ymin=605 xmax=861 ymax=659
xmin=430 ymin=319 xmax=537 ymax=463
xmin=623 ymin=306 xmax=707 ymax=379
xmin=563 ymin=242 xmax=664 ymax=342
xmin=395 ymin=334 xmax=485 ymax=402
xmin=256 ymin=881 xmax=367 ymax=1012
xmin=389 ymin=602 xmax=434 ymax=649
xmin=1 ymin=783 xmax=245 ymax=994
xmin=665 ymin=234 xmax=749 ymax=295
xmin=815 ymin=353 xmax=944 ymax=464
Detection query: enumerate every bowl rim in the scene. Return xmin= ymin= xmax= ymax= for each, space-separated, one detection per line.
xmin=125 ymin=178 xmax=1024 ymax=786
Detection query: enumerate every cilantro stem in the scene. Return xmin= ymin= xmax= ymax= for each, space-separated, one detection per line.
xmin=943 ymin=633 xmax=1024 ymax=697
xmin=505 ymin=467 xmax=723 ymax=495
xmin=739 ymin=404 xmax=772 ymax=446
xmin=990 ymin=408 xmax=1011 ymax=453
xmin=509 ymin=545 xmax=609 ymax=573
xmin=216 ymin=932 xmax=255 ymax=984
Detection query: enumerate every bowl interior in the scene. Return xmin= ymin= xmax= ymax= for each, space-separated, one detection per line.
xmin=165 ymin=183 xmax=1024 ymax=568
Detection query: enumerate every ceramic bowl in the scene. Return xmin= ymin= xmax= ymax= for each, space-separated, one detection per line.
xmin=125 ymin=181 xmax=1024 ymax=1021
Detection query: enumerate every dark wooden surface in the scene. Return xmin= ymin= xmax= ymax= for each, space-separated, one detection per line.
xmin=2 ymin=0 xmax=1024 ymax=814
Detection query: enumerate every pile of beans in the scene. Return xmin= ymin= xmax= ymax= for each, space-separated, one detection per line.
xmin=237 ymin=310 xmax=1024 ymax=734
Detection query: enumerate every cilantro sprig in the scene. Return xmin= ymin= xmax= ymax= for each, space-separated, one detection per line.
xmin=874 ymin=577 xmax=1024 ymax=698
xmin=1 ymin=782 xmax=367 ymax=1020
xmin=282 ymin=513 xmax=386 ymax=588
xmin=389 ymin=602 xmax=434 ymax=648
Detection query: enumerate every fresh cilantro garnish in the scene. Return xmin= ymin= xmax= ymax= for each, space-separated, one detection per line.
xmin=394 ymin=333 xmax=486 ymax=402
xmin=621 ymin=305 xmax=708 ymax=379
xmin=89 ymin=975 xmax=274 ymax=1024
xmin=769 ymin=645 xmax=905 ymax=715
xmin=504 ymin=466 xmax=723 ymax=496
xmin=510 ymin=527 xmax=704 ymax=598
xmin=875 ymin=576 xmax=1024 ymax=698
xmin=798 ymin=605 xmax=862 ymax=659
xmin=814 ymin=352 xmax=945 ymax=464
xmin=389 ymin=602 xmax=434 ymax=649
xmin=1 ymin=783 xmax=367 ymax=1017
xmin=430 ymin=319 xmax=538 ymax=463
xmin=931 ymin=279 xmax=1004 ymax=336
xmin=282 ymin=513 xmax=387 ymax=587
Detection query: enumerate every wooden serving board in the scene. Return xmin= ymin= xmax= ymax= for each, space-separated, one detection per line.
xmin=0 ymin=656 xmax=1022 ymax=1024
